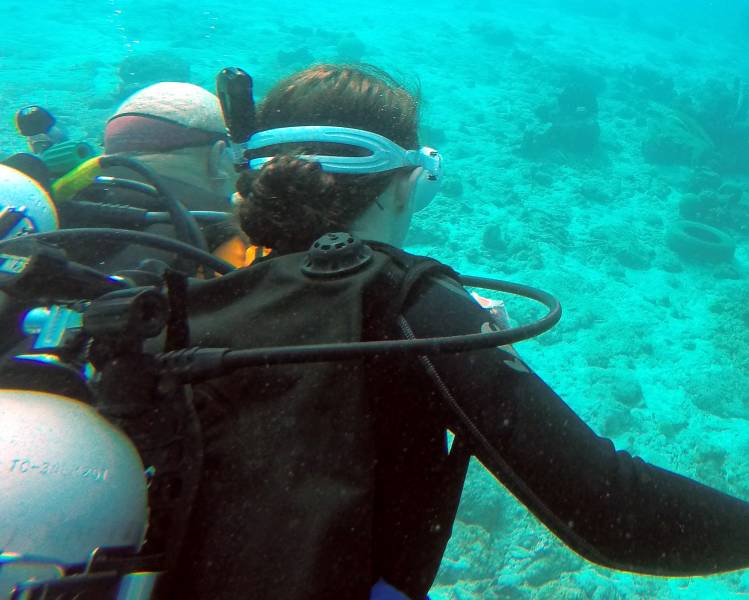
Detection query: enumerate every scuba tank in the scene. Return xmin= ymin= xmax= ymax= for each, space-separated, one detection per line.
xmin=0 ymin=236 xmax=169 ymax=598
xmin=0 ymin=164 xmax=58 ymax=241
xmin=0 ymin=389 xmax=155 ymax=599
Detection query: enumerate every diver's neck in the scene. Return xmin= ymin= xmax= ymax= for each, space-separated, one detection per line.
xmin=135 ymin=152 xmax=231 ymax=198
xmin=349 ymin=197 xmax=410 ymax=248
xmin=349 ymin=223 xmax=400 ymax=247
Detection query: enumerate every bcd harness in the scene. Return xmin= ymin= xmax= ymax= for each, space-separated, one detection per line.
xmin=118 ymin=240 xmax=473 ymax=599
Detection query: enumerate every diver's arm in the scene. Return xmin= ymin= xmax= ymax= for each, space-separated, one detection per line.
xmin=401 ymin=277 xmax=749 ymax=575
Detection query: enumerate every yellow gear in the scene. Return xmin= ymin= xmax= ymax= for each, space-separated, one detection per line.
xmin=51 ymin=157 xmax=104 ymax=202
xmin=213 ymin=235 xmax=271 ymax=268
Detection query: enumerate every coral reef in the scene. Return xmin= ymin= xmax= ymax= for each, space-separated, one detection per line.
xmin=624 ymin=65 xmax=675 ymax=104
xmin=335 ymin=33 xmax=367 ymax=62
xmin=641 ymin=106 xmax=716 ymax=167
xmin=689 ymin=78 xmax=749 ymax=173
xmin=520 ymin=71 xmax=603 ymax=158
xmin=678 ymin=169 xmax=749 ymax=237
xmin=468 ymin=23 xmax=516 ymax=46
xmin=277 ymin=47 xmax=315 ymax=69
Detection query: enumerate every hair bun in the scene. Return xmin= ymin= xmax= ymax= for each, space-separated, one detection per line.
xmin=253 ymin=154 xmax=335 ymax=204
xmin=239 ymin=154 xmax=339 ymax=252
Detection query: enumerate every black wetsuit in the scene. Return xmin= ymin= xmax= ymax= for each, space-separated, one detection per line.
xmin=167 ymin=248 xmax=749 ymax=599
xmin=400 ymin=273 xmax=749 ymax=577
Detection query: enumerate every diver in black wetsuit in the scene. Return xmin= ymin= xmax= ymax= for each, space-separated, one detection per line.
xmin=165 ymin=65 xmax=749 ymax=600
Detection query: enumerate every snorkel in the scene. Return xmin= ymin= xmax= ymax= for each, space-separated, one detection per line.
xmin=216 ymin=67 xmax=257 ymax=170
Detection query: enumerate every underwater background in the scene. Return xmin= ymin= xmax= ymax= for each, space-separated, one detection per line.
xmin=1 ymin=0 xmax=748 ymax=598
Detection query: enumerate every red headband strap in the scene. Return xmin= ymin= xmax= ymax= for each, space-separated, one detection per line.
xmin=104 ymin=114 xmax=225 ymax=154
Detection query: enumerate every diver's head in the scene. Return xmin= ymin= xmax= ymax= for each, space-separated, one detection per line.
xmin=104 ymin=82 xmax=235 ymax=197
xmin=236 ymin=64 xmax=438 ymax=253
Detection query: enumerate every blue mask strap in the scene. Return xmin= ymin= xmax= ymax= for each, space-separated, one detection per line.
xmin=245 ymin=126 xmax=425 ymax=174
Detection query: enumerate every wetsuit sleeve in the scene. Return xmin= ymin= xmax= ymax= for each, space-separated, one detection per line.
xmin=401 ymin=276 xmax=749 ymax=576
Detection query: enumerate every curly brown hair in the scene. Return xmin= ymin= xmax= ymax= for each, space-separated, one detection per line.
xmin=237 ymin=64 xmax=420 ymax=253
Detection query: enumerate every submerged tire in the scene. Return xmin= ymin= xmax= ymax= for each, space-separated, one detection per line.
xmin=666 ymin=220 xmax=735 ymax=263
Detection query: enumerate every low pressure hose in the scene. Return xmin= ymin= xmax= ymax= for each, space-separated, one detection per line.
xmin=0 ymin=228 xmax=235 ymax=275
xmin=155 ymin=274 xmax=563 ymax=381
xmin=98 ymin=155 xmax=208 ymax=253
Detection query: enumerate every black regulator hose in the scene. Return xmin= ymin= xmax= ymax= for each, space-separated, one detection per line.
xmin=0 ymin=228 xmax=235 ymax=275
xmin=157 ymin=276 xmax=562 ymax=380
xmin=223 ymin=276 xmax=560 ymax=361
xmin=92 ymin=176 xmax=163 ymax=205
xmin=0 ymin=227 xmax=562 ymax=376
xmin=98 ymin=155 xmax=208 ymax=252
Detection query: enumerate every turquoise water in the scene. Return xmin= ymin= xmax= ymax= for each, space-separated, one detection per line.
xmin=2 ymin=1 xmax=748 ymax=598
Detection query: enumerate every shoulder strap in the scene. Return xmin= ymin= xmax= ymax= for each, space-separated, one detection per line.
xmin=163 ymin=268 xmax=190 ymax=352
xmin=369 ymin=247 xmax=471 ymax=492
xmin=365 ymin=245 xmax=472 ymax=596
xmin=368 ymin=242 xmax=461 ymax=328
xmin=391 ymin=258 xmax=456 ymax=316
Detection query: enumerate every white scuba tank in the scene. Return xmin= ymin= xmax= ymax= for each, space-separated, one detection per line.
xmin=0 ymin=389 xmax=151 ymax=598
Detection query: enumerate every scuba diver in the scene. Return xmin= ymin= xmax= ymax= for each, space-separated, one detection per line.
xmin=5 ymin=84 xmax=249 ymax=274
xmin=155 ymin=64 xmax=749 ymax=599
xmin=0 ymin=84 xmax=241 ymax=594
xmin=1 ymin=63 xmax=749 ymax=600
xmin=0 ymin=83 xmax=244 ymax=356
xmin=10 ymin=104 xmax=96 ymax=188
xmin=53 ymin=81 xmax=247 ymax=272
